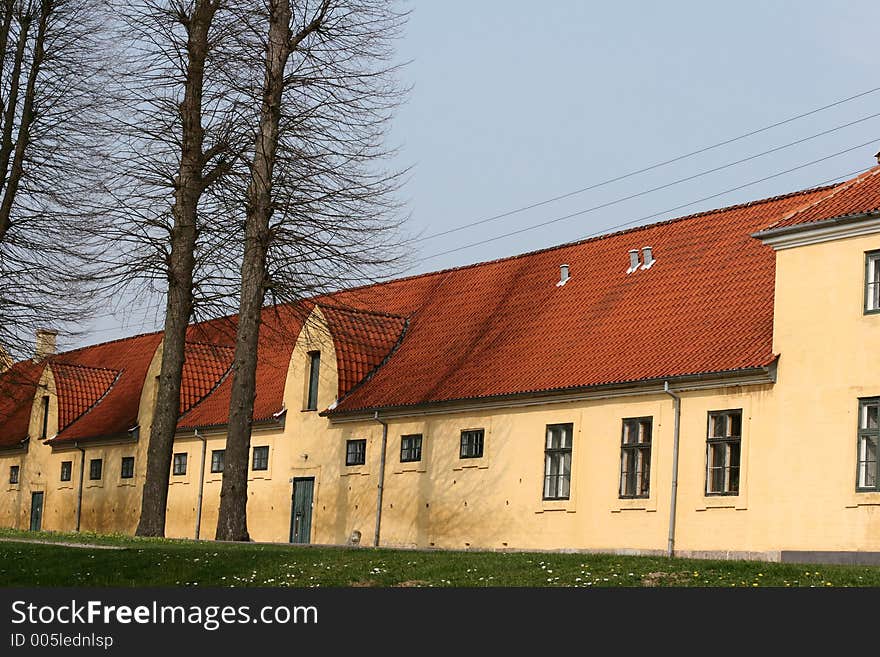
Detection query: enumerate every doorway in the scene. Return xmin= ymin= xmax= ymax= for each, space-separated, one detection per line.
xmin=29 ymin=491 xmax=44 ymax=531
xmin=290 ymin=478 xmax=314 ymax=544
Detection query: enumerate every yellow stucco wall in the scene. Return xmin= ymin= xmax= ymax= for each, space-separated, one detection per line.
xmin=5 ymin=230 xmax=880 ymax=559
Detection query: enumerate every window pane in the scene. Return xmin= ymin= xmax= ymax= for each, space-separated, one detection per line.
xmin=860 ymin=436 xmax=878 ymax=488
xmin=863 ymin=403 xmax=879 ymax=430
xmin=639 ymin=420 xmax=652 ymax=443
xmin=711 ymin=414 xmax=726 ymax=438
xmin=623 ymin=421 xmax=638 ymax=445
xmin=729 ymin=412 xmax=742 ymax=438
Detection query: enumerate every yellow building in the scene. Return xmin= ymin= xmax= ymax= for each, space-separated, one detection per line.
xmin=2 ymin=165 xmax=880 ymax=563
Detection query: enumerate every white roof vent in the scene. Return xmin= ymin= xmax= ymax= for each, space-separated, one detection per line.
xmin=556 ymin=264 xmax=570 ymax=287
xmin=626 ymin=249 xmax=640 ymax=274
xmin=641 ymin=246 xmax=656 ymax=270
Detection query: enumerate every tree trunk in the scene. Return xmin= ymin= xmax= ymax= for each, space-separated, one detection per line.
xmin=136 ymin=1 xmax=218 ymax=537
xmin=215 ymin=0 xmax=299 ymax=542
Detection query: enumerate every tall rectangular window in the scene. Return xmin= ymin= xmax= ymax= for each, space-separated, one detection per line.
xmin=121 ymin=456 xmax=135 ymax=479
xmin=460 ymin=429 xmax=484 ymax=459
xmin=400 ymin=434 xmax=423 ymax=463
xmin=543 ymin=423 xmax=573 ymax=500
xmin=706 ymin=410 xmax=742 ymax=495
xmin=9 ymin=465 xmax=19 ymax=484
xmin=867 ymin=251 xmax=880 ymax=313
xmin=305 ymin=351 xmax=321 ymax=410
xmin=40 ymin=395 xmax=49 ymax=439
xmin=620 ymin=417 xmax=652 ymax=498
xmin=211 ymin=449 xmax=225 ymax=474
xmin=857 ymin=398 xmax=880 ymax=490
xmin=173 ymin=453 xmax=187 ymax=476
xmin=89 ymin=458 xmax=102 ymax=481
xmin=346 ymin=439 xmax=366 ymax=466
xmin=60 ymin=460 xmax=72 ymax=482
xmin=252 ymin=446 xmax=269 ymax=471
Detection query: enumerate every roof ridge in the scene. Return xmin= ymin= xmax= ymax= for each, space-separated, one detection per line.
xmin=54 ymin=329 xmax=164 ymax=359
xmin=330 ymin=182 xmax=843 ymax=295
xmin=49 ymin=360 xmax=121 ymax=375
xmin=317 ymin=301 xmax=409 ymax=321
xmin=185 ymin=340 xmax=236 ymax=351
xmin=763 ymin=166 xmax=880 ymax=231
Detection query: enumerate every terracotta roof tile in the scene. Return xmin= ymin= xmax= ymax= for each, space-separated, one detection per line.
xmin=179 ymin=342 xmax=234 ymax=416
xmin=177 ymin=304 xmax=308 ymax=430
xmin=50 ymin=362 xmax=119 ymax=433
xmin=320 ymin=305 xmax=408 ymax=400
xmin=762 ymin=166 xmax=880 ymax=231
xmin=50 ymin=332 xmax=164 ymax=442
xmin=328 ymin=186 xmax=835 ymax=414
xmin=0 ymin=360 xmax=43 ymax=448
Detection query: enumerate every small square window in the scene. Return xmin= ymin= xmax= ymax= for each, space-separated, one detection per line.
xmin=173 ymin=453 xmax=187 ymax=476
xmin=60 ymin=460 xmax=72 ymax=482
xmin=89 ymin=458 xmax=102 ymax=481
xmin=460 ymin=429 xmax=484 ymax=459
xmin=9 ymin=465 xmax=20 ymax=485
xmin=346 ymin=439 xmax=366 ymax=466
xmin=121 ymin=456 xmax=135 ymax=479
xmin=252 ymin=446 xmax=269 ymax=471
xmin=211 ymin=450 xmax=225 ymax=474
xmin=866 ymin=251 xmax=880 ymax=313
xmin=400 ymin=434 xmax=423 ymax=463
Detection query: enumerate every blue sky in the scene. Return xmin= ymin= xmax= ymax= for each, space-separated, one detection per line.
xmin=78 ymin=0 xmax=880 ymax=347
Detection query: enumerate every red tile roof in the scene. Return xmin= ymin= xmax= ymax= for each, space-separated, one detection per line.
xmin=51 ymin=332 xmax=164 ymax=442
xmin=179 ymin=342 xmax=234 ymax=416
xmin=761 ymin=166 xmax=880 ymax=231
xmin=328 ymin=186 xmax=837 ymax=414
xmin=50 ymin=362 xmax=119 ymax=433
xmin=0 ymin=360 xmax=43 ymax=448
xmin=320 ymin=305 xmax=408 ymax=399
xmin=11 ymin=167 xmax=880 ymax=435
xmin=177 ymin=305 xmax=308 ymax=430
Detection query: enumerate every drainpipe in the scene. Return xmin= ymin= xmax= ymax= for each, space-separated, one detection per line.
xmin=372 ymin=411 xmax=388 ymax=547
xmin=75 ymin=442 xmax=85 ymax=532
xmin=664 ymin=381 xmax=681 ymax=558
xmin=194 ymin=429 xmax=207 ymax=540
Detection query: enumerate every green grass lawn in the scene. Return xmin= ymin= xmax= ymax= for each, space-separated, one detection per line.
xmin=1 ymin=528 xmax=879 ymax=587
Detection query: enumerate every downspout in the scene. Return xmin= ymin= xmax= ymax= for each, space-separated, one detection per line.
xmin=194 ymin=429 xmax=207 ymax=540
xmin=75 ymin=442 xmax=85 ymax=532
xmin=372 ymin=411 xmax=388 ymax=547
xmin=664 ymin=381 xmax=681 ymax=558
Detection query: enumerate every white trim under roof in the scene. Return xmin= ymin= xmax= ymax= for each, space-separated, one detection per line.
xmin=753 ymin=212 xmax=880 ymax=250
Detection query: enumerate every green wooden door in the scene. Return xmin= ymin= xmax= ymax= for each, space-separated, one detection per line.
xmin=290 ymin=478 xmax=314 ymax=544
xmin=29 ymin=492 xmax=43 ymax=531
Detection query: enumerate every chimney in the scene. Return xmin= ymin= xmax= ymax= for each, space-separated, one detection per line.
xmin=556 ymin=263 xmax=571 ymax=287
xmin=641 ymin=246 xmax=655 ymax=270
xmin=34 ymin=328 xmax=57 ymax=361
xmin=626 ymin=249 xmax=640 ymax=274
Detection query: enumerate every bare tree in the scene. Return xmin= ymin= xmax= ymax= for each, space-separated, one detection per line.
xmin=105 ymin=0 xmax=241 ymax=536
xmin=214 ymin=0 xmax=408 ymax=541
xmin=0 ymin=0 xmax=111 ymax=360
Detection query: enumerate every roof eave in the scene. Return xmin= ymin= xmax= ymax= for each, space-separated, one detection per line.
xmin=324 ymin=362 xmax=778 ymax=422
xmin=752 ymin=210 xmax=880 ymax=248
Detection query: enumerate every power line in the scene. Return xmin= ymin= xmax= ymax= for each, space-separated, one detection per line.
xmin=415 ymin=139 xmax=878 ymax=265
xmin=418 ymin=114 xmax=880 ymax=257
xmin=417 ymin=86 xmax=880 ymax=243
